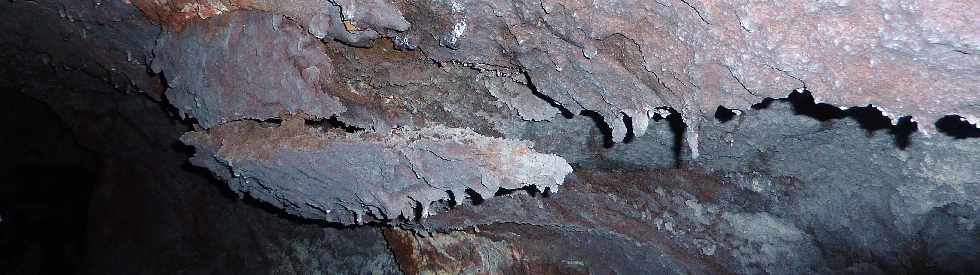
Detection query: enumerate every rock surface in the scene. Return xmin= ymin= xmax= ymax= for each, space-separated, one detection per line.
xmin=151 ymin=11 xmax=347 ymax=128
xmin=181 ymin=117 xmax=571 ymax=224
xmin=2 ymin=0 xmax=980 ymax=274
xmin=408 ymin=101 xmax=980 ymax=274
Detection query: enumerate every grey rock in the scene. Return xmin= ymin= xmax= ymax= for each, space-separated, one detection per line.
xmin=181 ymin=118 xmax=572 ymax=224
xmin=151 ymin=12 xmax=346 ymax=128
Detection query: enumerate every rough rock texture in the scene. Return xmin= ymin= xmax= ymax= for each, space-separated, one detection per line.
xmin=3 ymin=0 xmax=980 ymax=274
xmin=403 ymin=102 xmax=980 ymax=274
xmin=132 ymin=0 xmax=409 ymax=45
xmin=392 ymin=0 xmax=980 ymax=141
xmin=140 ymin=0 xmax=980 ymax=155
xmin=151 ymin=11 xmax=347 ymax=128
xmin=181 ymin=118 xmax=571 ymax=224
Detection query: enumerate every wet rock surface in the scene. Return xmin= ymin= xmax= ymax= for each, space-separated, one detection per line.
xmin=2 ymin=0 xmax=979 ymax=274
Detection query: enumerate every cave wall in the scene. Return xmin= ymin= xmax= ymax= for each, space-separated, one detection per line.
xmin=1 ymin=2 xmax=397 ymax=273
xmin=1 ymin=0 xmax=979 ymax=274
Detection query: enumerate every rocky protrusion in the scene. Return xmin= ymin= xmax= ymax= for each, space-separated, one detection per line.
xmin=181 ymin=118 xmax=572 ymax=225
xmin=151 ymin=12 xmax=346 ymax=128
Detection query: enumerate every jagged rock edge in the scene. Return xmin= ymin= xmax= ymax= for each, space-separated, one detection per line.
xmin=179 ymin=117 xmax=573 ymax=225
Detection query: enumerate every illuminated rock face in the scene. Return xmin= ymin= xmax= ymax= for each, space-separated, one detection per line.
xmin=181 ymin=118 xmax=572 ymax=224
xmin=2 ymin=0 xmax=980 ymax=274
xmin=137 ymin=0 xmax=980 ymax=152
xmin=151 ymin=11 xmax=348 ymax=128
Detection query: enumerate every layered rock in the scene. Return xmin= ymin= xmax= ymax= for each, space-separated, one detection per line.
xmin=151 ymin=11 xmax=347 ymax=128
xmin=181 ymin=118 xmax=572 ymax=224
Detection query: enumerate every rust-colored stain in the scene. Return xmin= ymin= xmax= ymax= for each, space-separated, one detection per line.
xmin=382 ymin=228 xmax=421 ymax=275
xmin=131 ymin=0 xmax=244 ymax=30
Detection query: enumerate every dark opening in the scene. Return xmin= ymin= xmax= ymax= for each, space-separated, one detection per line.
xmin=261 ymin=117 xmax=284 ymax=126
xmin=847 ymin=105 xmax=892 ymax=133
xmin=412 ymin=201 xmax=424 ymax=222
xmin=580 ymin=110 xmax=615 ymax=148
xmin=522 ymin=71 xmax=575 ymax=118
xmin=785 ymin=90 xmax=848 ymax=120
xmin=754 ymin=90 xmax=920 ymax=149
xmin=307 ymin=115 xmax=365 ymax=133
xmin=714 ymin=106 xmax=738 ymax=123
xmin=750 ymin=97 xmax=777 ymax=110
xmin=444 ymin=190 xmax=457 ymax=206
xmin=650 ymin=108 xmax=687 ymax=168
xmin=463 ymin=188 xmax=485 ymax=205
xmin=622 ymin=113 xmax=636 ymax=143
xmin=493 ymin=185 xmax=541 ymax=198
xmin=935 ymin=115 xmax=980 ymax=139
xmin=891 ymin=116 xmax=918 ymax=149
